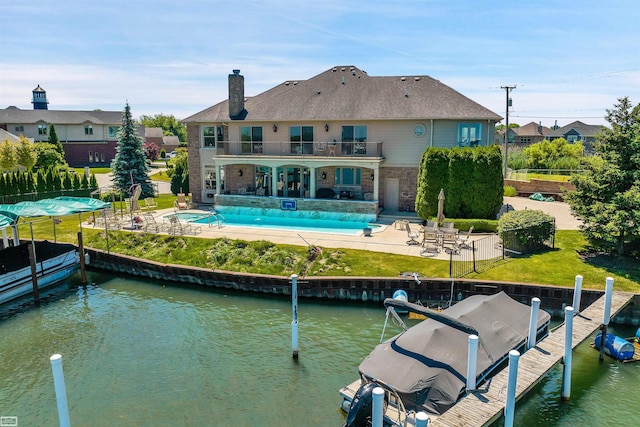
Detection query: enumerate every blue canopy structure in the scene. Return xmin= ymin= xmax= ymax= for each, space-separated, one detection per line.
xmin=0 ymin=213 xmax=14 ymax=227
xmin=0 ymin=196 xmax=111 ymax=219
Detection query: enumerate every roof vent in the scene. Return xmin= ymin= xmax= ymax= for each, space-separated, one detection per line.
xmin=341 ymin=67 xmax=346 ymax=71
xmin=342 ymin=77 xmax=345 ymax=85
xmin=293 ymin=81 xmax=298 ymax=85
xmin=414 ymin=76 xmax=420 ymax=81
xmin=400 ymin=76 xmax=406 ymax=81
xmin=317 ymin=91 xmax=321 ymax=95
xmin=404 ymin=89 xmax=409 ymax=97
xmin=232 ymin=69 xmax=240 ymax=75
xmin=332 ymin=67 xmax=337 ymax=72
xmin=284 ymin=81 xmax=290 ymax=86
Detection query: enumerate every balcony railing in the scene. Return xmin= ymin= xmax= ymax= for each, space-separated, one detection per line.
xmin=208 ymin=141 xmax=383 ymax=158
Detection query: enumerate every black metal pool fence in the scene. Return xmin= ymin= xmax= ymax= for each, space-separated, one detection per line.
xmin=450 ymin=219 xmax=556 ymax=278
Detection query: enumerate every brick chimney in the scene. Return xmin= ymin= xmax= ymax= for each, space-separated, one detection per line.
xmin=228 ymin=69 xmax=245 ymax=119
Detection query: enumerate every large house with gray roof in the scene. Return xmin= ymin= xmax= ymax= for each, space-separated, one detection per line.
xmin=0 ymin=86 xmax=143 ymax=167
xmin=184 ymin=66 xmax=502 ymax=214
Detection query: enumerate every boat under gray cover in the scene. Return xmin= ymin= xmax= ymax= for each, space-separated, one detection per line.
xmin=358 ymin=291 xmax=551 ymax=415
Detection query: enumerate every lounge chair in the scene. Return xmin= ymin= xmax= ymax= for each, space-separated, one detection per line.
xmin=456 ymin=226 xmax=474 ymax=250
xmin=405 ymin=223 xmax=420 ymax=245
xmin=142 ymin=212 xmax=166 ymax=233
xmin=174 ymin=193 xmax=188 ymax=211
xmin=166 ymin=214 xmax=202 ymax=236
xmin=421 ymin=229 xmax=440 ymax=255
xmin=95 ymin=209 xmax=122 ymax=229
xmin=142 ymin=197 xmax=158 ymax=211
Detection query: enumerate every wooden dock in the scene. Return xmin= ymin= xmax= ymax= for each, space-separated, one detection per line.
xmin=433 ymin=291 xmax=636 ymax=427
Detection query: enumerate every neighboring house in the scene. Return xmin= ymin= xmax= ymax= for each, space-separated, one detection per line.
xmin=0 ymin=85 xmax=144 ymax=167
xmin=145 ymin=127 xmax=164 ymax=149
xmin=509 ymin=122 xmax=552 ymax=144
xmin=162 ymin=135 xmax=180 ymax=153
xmin=547 ymin=120 xmax=605 ymax=152
xmin=183 ymin=66 xmax=501 ymax=214
xmin=0 ymin=128 xmax=33 ymax=143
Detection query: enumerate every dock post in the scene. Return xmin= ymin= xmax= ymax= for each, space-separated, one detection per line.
xmin=561 ymin=306 xmax=574 ymax=401
xmin=291 ymin=274 xmax=299 ymax=359
xmin=527 ymin=297 xmax=541 ymax=350
xmin=599 ymin=277 xmax=614 ymax=362
xmin=372 ymin=387 xmax=384 ymax=427
xmin=1 ymin=227 xmax=8 ymax=248
xmin=415 ymin=411 xmax=429 ymax=427
xmin=28 ymin=243 xmax=40 ymax=303
xmin=572 ymin=275 xmax=583 ymax=314
xmin=77 ymin=232 xmax=88 ymax=286
xmin=50 ymin=354 xmax=71 ymax=427
xmin=504 ymin=350 xmax=520 ymax=427
xmin=466 ymin=334 xmax=478 ymax=391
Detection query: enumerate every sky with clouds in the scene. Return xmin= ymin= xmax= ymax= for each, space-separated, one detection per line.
xmin=1 ymin=0 xmax=638 ymax=126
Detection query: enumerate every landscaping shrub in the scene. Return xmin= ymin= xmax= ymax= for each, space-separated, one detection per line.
xmin=504 ymin=185 xmax=517 ymax=197
xmin=498 ymin=209 xmax=555 ymax=253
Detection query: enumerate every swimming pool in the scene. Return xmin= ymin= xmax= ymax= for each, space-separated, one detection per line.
xmin=168 ymin=206 xmax=379 ymax=235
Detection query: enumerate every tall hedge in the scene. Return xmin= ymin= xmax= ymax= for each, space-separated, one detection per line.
xmin=470 ymin=145 xmax=504 ymax=218
xmin=416 ymin=148 xmax=450 ymax=218
xmin=416 ymin=146 xmax=503 ymax=220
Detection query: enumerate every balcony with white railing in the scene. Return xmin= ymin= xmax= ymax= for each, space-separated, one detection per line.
xmin=208 ymin=141 xmax=383 ymax=158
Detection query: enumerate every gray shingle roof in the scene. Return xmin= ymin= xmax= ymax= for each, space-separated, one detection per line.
xmin=549 ymin=120 xmax=605 ymax=138
xmin=183 ymin=66 xmax=501 ymax=123
xmin=0 ymin=107 xmax=122 ymax=125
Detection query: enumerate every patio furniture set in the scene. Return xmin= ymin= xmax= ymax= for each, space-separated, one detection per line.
xmin=404 ymin=221 xmax=474 ymax=256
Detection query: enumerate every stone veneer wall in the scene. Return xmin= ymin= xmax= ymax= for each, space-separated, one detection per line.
xmin=86 ymin=248 xmax=640 ymax=322
xmin=187 ymin=124 xmax=202 ymax=204
xmin=380 ymin=167 xmax=418 ymax=211
xmin=213 ymin=194 xmax=378 ymax=216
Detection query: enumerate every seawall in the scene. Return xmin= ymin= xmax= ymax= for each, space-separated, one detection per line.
xmin=85 ymin=248 xmax=639 ymax=323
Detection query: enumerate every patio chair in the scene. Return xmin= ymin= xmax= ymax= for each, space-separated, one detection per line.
xmin=95 ymin=209 xmax=122 ymax=230
xmin=166 ymin=215 xmax=185 ymax=236
xmin=442 ymin=228 xmax=460 ymax=254
xmin=421 ymin=229 xmax=440 ymax=255
xmin=174 ymin=193 xmax=188 ymax=211
xmin=142 ymin=197 xmax=158 ymax=211
xmin=142 ymin=212 xmax=166 ymax=233
xmin=405 ymin=223 xmax=420 ymax=245
xmin=456 ymin=226 xmax=474 ymax=250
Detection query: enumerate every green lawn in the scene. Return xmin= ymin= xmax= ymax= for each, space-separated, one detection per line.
xmin=509 ymin=172 xmax=573 ymax=182
xmin=70 ymin=167 xmax=112 ymax=174
xmin=16 ymin=213 xmax=639 ymax=292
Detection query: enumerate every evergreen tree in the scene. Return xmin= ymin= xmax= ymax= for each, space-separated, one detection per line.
xmin=81 ymin=173 xmax=89 ymax=189
xmin=111 ymin=103 xmax=154 ymax=198
xmin=48 ymin=124 xmax=65 ymax=156
xmin=565 ymin=97 xmax=640 ymax=257
xmin=62 ymin=172 xmax=73 ymax=190
xmin=37 ymin=169 xmax=48 ymax=193
xmin=89 ymin=173 xmax=98 ymax=190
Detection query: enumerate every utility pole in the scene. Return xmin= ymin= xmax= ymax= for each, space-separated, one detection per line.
xmin=501 ymin=85 xmax=516 ymax=177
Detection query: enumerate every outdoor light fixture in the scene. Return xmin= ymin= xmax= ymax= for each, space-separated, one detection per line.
xmin=238 ymin=169 xmax=243 ymax=177
xmin=321 ymin=172 xmax=326 ymax=179
xmin=273 ymin=124 xmax=277 ymax=132
xmin=371 ymin=173 xmax=375 ymax=181
xmin=324 ymin=123 xmax=329 ymax=132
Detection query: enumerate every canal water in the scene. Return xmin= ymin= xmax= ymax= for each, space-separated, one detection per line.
xmin=0 ymin=273 xmax=638 ymax=426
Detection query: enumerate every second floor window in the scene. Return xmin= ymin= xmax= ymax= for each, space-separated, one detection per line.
xmin=458 ymin=123 xmax=482 ymax=147
xmin=108 ymin=126 xmax=119 ymax=137
xmin=85 ymin=125 xmax=93 ymax=136
xmin=15 ymin=125 xmax=24 ymax=132
xmin=203 ymin=126 xmax=216 ymax=147
xmin=290 ymin=126 xmax=314 ymax=154
xmin=240 ymin=126 xmax=263 ymax=154
xmin=38 ymin=125 xmax=47 ymax=135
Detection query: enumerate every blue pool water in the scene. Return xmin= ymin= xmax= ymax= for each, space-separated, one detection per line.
xmin=169 ymin=206 xmax=378 ymax=235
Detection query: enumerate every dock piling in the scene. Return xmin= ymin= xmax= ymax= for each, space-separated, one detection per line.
xmin=572 ymin=275 xmax=583 ymax=314
xmin=50 ymin=354 xmax=71 ymax=427
xmin=527 ymin=297 xmax=541 ymax=351
xmin=291 ymin=274 xmax=299 ymax=359
xmin=28 ymin=243 xmax=40 ymax=303
xmin=504 ymin=350 xmax=520 ymax=427
xmin=599 ymin=277 xmax=614 ymax=362
xmin=372 ymin=387 xmax=384 ymax=427
xmin=466 ymin=334 xmax=478 ymax=391
xmin=561 ymin=306 xmax=574 ymax=401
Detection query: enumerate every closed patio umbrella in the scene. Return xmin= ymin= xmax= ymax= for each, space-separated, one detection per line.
xmin=437 ymin=188 xmax=446 ymax=225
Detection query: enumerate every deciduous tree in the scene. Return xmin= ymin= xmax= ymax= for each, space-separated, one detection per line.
xmin=0 ymin=140 xmax=17 ymax=172
xmin=15 ymin=136 xmax=38 ymax=170
xmin=139 ymin=113 xmax=188 ymax=142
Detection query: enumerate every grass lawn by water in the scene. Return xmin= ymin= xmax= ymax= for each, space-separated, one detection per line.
xmin=16 ymin=205 xmax=639 ymax=292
